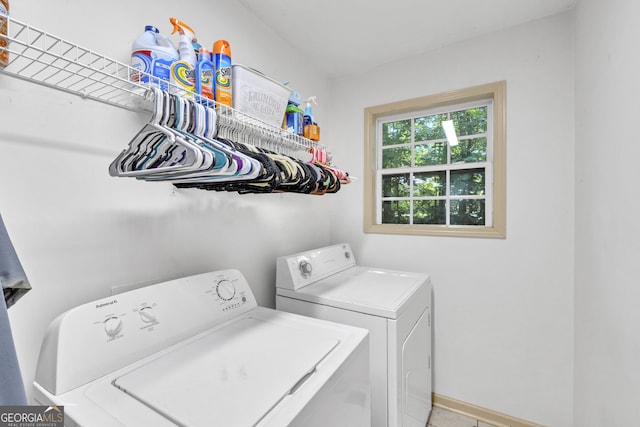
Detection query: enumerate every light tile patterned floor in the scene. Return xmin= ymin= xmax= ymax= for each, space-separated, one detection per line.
xmin=428 ymin=407 xmax=500 ymax=427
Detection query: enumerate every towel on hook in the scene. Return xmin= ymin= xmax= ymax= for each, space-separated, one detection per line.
xmin=0 ymin=213 xmax=30 ymax=404
xmin=0 ymin=295 xmax=28 ymax=405
xmin=0 ymin=213 xmax=32 ymax=308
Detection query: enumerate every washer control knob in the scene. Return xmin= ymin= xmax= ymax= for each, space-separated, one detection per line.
xmin=216 ymin=280 xmax=236 ymax=301
xmin=138 ymin=306 xmax=157 ymax=323
xmin=299 ymin=260 xmax=312 ymax=278
xmin=103 ymin=316 xmax=123 ymax=337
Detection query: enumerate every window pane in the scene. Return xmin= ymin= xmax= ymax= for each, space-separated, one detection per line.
xmin=382 ymin=120 xmax=411 ymax=146
xmin=451 ymin=137 xmax=487 ymax=163
xmin=415 ymin=142 xmax=447 ymax=166
xmin=382 ymin=147 xmax=411 ymax=168
xmin=451 ymin=199 xmax=485 ymax=225
xmin=413 ymin=172 xmax=445 ymax=197
xmin=413 ymin=200 xmax=446 ymax=224
xmin=382 ymin=201 xmax=410 ymax=224
xmin=382 ymin=174 xmax=410 ymax=197
xmin=450 ymin=168 xmax=485 ymax=195
xmin=451 ymin=107 xmax=487 ymax=136
xmin=415 ymin=114 xmax=446 ymax=141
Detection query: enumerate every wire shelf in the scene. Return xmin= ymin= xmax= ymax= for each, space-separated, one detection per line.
xmin=0 ymin=13 xmax=328 ymax=155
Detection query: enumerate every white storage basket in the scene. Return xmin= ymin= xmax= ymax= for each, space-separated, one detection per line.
xmin=231 ymin=64 xmax=292 ymax=128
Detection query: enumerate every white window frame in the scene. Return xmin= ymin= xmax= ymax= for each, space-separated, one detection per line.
xmin=364 ymin=81 xmax=506 ymax=238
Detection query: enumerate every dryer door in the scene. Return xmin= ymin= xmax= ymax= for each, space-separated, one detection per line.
xmin=387 ymin=282 xmax=431 ymax=427
xmin=401 ymin=309 xmax=431 ymax=427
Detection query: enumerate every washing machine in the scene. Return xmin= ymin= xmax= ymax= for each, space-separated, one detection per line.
xmin=276 ymin=243 xmax=432 ymax=427
xmin=33 ymin=269 xmax=370 ymax=427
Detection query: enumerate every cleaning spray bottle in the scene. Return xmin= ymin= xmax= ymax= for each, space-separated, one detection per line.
xmin=169 ymin=18 xmax=197 ymax=97
xmin=130 ymin=25 xmax=179 ymax=91
xmin=212 ymin=40 xmax=232 ymax=108
xmin=196 ymin=48 xmax=214 ymax=105
xmin=303 ymin=96 xmax=320 ymax=141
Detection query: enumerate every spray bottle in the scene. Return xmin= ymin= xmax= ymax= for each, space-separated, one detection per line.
xmin=212 ymin=40 xmax=232 ymax=108
xmin=169 ymin=18 xmax=197 ymax=97
xmin=303 ymin=96 xmax=320 ymax=141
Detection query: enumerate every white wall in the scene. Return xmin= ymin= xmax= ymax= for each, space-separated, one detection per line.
xmin=11 ymin=3 xmax=632 ymax=426
xmin=1 ymin=0 xmax=331 ymax=399
xmin=327 ymin=13 xmax=575 ymax=427
xmin=574 ymin=0 xmax=640 ymax=425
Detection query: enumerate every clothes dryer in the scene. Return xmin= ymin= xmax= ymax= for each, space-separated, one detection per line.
xmin=276 ymin=243 xmax=432 ymax=427
xmin=33 ymin=270 xmax=370 ymax=427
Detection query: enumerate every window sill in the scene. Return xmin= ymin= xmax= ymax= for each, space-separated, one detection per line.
xmin=363 ymin=223 xmax=506 ymax=239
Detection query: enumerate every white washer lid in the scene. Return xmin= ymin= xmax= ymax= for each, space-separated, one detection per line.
xmin=113 ymin=316 xmax=338 ymax=427
xmin=277 ymin=266 xmax=428 ymax=319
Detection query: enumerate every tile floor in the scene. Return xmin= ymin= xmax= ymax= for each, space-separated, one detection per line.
xmin=428 ymin=406 xmax=501 ymax=427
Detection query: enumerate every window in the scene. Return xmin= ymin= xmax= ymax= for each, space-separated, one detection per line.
xmin=364 ymin=81 xmax=506 ymax=238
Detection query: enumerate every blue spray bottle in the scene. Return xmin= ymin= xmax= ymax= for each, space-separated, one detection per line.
xmin=303 ymin=96 xmax=320 ymax=141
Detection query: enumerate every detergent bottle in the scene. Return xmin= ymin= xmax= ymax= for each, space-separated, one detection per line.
xmin=169 ymin=18 xmax=197 ymax=97
xmin=303 ymin=96 xmax=320 ymax=141
xmin=196 ymin=48 xmax=214 ymax=105
xmin=130 ymin=25 xmax=179 ymax=91
xmin=285 ymin=90 xmax=304 ymax=136
xmin=212 ymin=40 xmax=232 ymax=108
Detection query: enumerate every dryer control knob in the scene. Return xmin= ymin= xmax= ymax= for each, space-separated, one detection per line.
xmin=138 ymin=307 xmax=157 ymax=323
xmin=216 ymin=280 xmax=236 ymax=301
xmin=299 ymin=260 xmax=312 ymax=278
xmin=103 ymin=316 xmax=123 ymax=337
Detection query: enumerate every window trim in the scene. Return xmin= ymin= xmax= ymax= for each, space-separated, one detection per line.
xmin=364 ymin=81 xmax=506 ymax=238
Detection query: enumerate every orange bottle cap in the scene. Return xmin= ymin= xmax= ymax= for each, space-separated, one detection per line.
xmin=213 ymin=40 xmax=231 ymax=55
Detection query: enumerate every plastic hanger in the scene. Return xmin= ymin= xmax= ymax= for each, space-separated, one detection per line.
xmin=109 ymin=89 xmax=205 ymax=178
xmin=110 ymin=88 xmax=341 ymax=193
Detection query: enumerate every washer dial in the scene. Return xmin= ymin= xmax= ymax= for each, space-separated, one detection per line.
xmin=103 ymin=316 xmax=123 ymax=337
xmin=299 ymin=259 xmax=313 ymax=278
xmin=138 ymin=306 xmax=157 ymax=323
xmin=216 ymin=279 xmax=236 ymax=301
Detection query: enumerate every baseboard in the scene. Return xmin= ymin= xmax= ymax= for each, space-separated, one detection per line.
xmin=432 ymin=393 xmax=546 ymax=427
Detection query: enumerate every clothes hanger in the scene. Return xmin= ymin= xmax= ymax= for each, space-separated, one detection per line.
xmin=110 ymin=89 xmax=206 ymax=178
xmin=165 ymin=101 xmax=267 ymax=184
xmin=109 ymin=88 xmax=167 ymax=176
xmin=141 ymin=96 xmax=222 ymax=180
xmin=110 ymin=88 xmax=345 ymax=194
